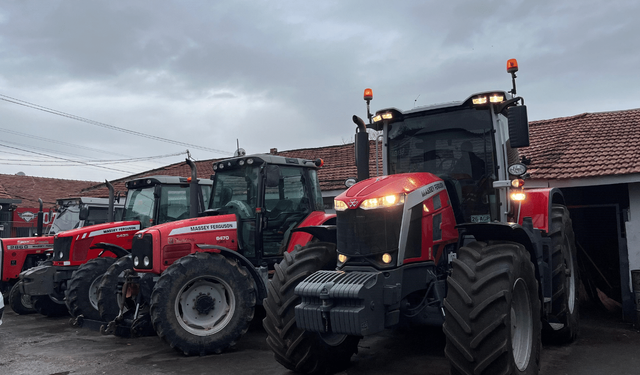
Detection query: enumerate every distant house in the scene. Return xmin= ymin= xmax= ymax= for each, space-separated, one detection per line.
xmin=0 ymin=174 xmax=98 ymax=237
xmin=521 ymin=108 xmax=640 ymax=322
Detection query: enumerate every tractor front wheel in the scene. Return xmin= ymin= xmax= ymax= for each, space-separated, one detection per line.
xmin=97 ymin=256 xmax=134 ymax=322
xmin=150 ymin=252 xmax=256 ymax=356
xmin=65 ymin=257 xmax=116 ymax=321
xmin=9 ymin=281 xmax=36 ymax=315
xmin=263 ymin=242 xmax=360 ymax=374
xmin=444 ymin=240 xmax=541 ymax=375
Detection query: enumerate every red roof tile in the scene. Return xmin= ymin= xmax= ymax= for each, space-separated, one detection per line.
xmin=0 ymin=174 xmax=99 ymax=208
xmin=520 ymin=108 xmax=640 ymax=179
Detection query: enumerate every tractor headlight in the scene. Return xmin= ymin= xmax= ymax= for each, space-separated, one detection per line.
xmin=133 ymin=256 xmax=140 ymax=267
xmin=143 ymin=256 xmax=150 ymax=267
xmin=58 ymin=251 xmax=64 ymax=259
xmin=510 ymin=191 xmax=526 ymax=201
xmin=360 ymin=194 xmax=405 ymax=210
xmin=338 ymin=254 xmax=348 ymax=264
xmin=334 ymin=200 xmax=348 ymax=211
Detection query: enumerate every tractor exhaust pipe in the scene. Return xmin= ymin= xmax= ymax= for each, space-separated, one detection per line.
xmin=106 ymin=180 xmax=115 ymax=223
xmin=186 ymin=158 xmax=199 ymax=218
xmin=36 ymin=198 xmax=44 ymax=237
xmin=353 ymin=115 xmax=370 ymax=182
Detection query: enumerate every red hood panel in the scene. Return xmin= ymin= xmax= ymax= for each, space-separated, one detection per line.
xmin=339 ymin=173 xmax=442 ymax=205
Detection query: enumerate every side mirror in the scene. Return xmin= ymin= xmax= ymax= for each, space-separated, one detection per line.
xmin=79 ymin=204 xmax=90 ymax=221
xmin=508 ymin=105 xmax=530 ymax=148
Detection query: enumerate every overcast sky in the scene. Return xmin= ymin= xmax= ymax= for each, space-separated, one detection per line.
xmin=1 ymin=0 xmax=638 ymax=182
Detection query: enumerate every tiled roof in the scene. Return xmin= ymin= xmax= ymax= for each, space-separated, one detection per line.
xmin=80 ymin=142 xmax=383 ymax=197
xmin=520 ymin=108 xmax=640 ymax=180
xmin=0 ymin=174 xmax=99 ymax=208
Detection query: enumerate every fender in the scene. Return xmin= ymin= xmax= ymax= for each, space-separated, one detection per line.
xmin=292 ymin=225 xmax=337 ymax=244
xmin=91 ymin=242 xmax=130 ymax=258
xmin=286 ymin=211 xmax=336 ymax=252
xmin=518 ymin=187 xmax=565 ymax=233
xmin=194 ymin=244 xmax=268 ymax=303
xmin=457 ymin=219 xmax=553 ymax=309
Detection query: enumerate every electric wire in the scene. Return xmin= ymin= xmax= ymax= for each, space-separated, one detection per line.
xmin=0 ymin=93 xmax=232 ymax=155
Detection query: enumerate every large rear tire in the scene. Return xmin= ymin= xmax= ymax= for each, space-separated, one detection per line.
xmin=97 ymin=256 xmax=134 ymax=322
xmin=263 ymin=242 xmax=360 ymax=374
xmin=544 ymin=204 xmax=580 ymax=343
xmin=65 ymin=257 xmax=116 ymax=320
xmin=9 ymin=282 xmax=36 ymax=315
xmin=444 ymin=241 xmax=541 ymax=375
xmin=150 ymin=252 xmax=256 ymax=356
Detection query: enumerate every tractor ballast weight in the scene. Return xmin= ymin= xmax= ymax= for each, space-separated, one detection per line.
xmin=263 ymin=60 xmax=580 ymax=375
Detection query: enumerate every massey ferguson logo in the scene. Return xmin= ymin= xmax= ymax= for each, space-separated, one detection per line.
xmin=348 ymin=199 xmax=358 ymax=208
xmin=18 ymin=211 xmax=36 ymax=222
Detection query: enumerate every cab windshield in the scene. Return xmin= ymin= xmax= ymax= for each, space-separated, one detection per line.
xmin=388 ymin=107 xmax=497 ymax=223
xmin=210 ymin=165 xmax=260 ymax=219
xmin=122 ymin=187 xmax=156 ymax=228
xmin=48 ymin=205 xmax=80 ymax=234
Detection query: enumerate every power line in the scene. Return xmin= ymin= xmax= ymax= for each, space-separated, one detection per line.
xmin=0 ymin=142 xmax=137 ymax=174
xmin=0 ymin=93 xmax=233 ymax=155
xmin=0 ymin=151 xmax=187 ymax=166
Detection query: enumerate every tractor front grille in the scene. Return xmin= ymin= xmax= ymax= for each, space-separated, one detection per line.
xmin=337 ymin=206 xmax=403 ymax=257
xmin=131 ymin=233 xmax=153 ymax=270
xmin=53 ymin=236 xmax=72 ymax=261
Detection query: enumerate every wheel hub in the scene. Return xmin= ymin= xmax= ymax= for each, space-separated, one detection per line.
xmin=194 ymin=293 xmax=216 ymax=315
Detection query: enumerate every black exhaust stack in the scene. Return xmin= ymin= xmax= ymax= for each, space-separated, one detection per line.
xmin=36 ymin=198 xmax=44 ymax=237
xmin=186 ymin=158 xmax=199 ymax=218
xmin=353 ymin=115 xmax=370 ymax=182
xmin=106 ymin=180 xmax=115 ymax=223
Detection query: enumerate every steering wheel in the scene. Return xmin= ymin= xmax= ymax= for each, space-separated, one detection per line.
xmin=224 ymin=200 xmax=253 ymax=219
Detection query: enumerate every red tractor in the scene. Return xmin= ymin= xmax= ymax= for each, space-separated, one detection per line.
xmin=19 ymin=163 xmax=212 ymax=318
xmin=263 ymin=60 xmax=579 ymax=375
xmin=104 ymin=153 xmax=334 ymax=355
xmin=1 ymin=195 xmax=124 ymax=314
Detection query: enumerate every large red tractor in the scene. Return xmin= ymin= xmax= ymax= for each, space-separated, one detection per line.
xmin=1 ymin=195 xmax=124 ymax=314
xmin=19 ymin=164 xmax=212 ymax=318
xmin=104 ymin=154 xmax=334 ymax=355
xmin=263 ymin=60 xmax=579 ymax=375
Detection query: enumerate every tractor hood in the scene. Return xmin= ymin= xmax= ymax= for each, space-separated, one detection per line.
xmin=53 ymin=220 xmax=142 ymax=239
xmin=336 ymin=173 xmax=443 ymax=209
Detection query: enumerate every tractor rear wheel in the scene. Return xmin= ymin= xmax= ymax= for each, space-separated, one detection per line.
xmin=65 ymin=257 xmax=116 ymax=321
xmin=444 ymin=241 xmax=541 ymax=375
xmin=263 ymin=242 xmax=360 ymax=374
xmin=97 ymin=256 xmax=134 ymax=322
xmin=150 ymin=252 xmax=256 ymax=356
xmin=9 ymin=281 xmax=36 ymax=315
xmin=545 ymin=204 xmax=580 ymax=343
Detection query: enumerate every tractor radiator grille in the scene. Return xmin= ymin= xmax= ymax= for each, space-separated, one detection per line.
xmin=53 ymin=236 xmax=72 ymax=261
xmin=131 ymin=233 xmax=153 ymax=270
xmin=336 ymin=206 xmax=403 ymax=256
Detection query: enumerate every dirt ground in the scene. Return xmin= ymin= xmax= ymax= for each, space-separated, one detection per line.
xmin=0 ymin=306 xmax=638 ymax=375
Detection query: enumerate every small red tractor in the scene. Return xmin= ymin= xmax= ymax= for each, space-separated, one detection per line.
xmin=104 ymin=153 xmax=334 ymax=355
xmin=1 ymin=195 xmax=123 ymax=314
xmin=263 ymin=60 xmax=579 ymax=375
xmin=19 ymin=161 xmax=212 ymax=319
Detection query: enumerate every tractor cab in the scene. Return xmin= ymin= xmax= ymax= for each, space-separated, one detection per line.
xmin=208 ymin=154 xmax=324 ymax=262
xmin=374 ymin=91 xmax=523 ymax=224
xmin=121 ymin=176 xmax=212 ymax=229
